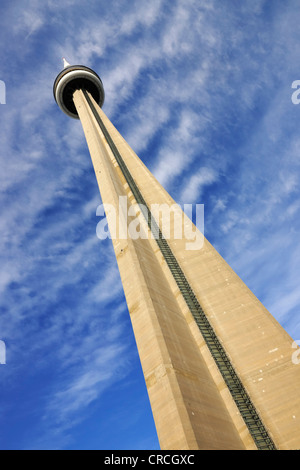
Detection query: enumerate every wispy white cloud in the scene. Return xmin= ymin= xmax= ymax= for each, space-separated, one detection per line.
xmin=43 ymin=342 xmax=129 ymax=425
xmin=179 ymin=167 xmax=218 ymax=203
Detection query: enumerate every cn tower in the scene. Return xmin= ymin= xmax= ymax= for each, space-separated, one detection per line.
xmin=53 ymin=60 xmax=300 ymax=450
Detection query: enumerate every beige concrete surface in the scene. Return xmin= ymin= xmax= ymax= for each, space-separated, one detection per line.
xmin=72 ymin=89 xmax=300 ymax=450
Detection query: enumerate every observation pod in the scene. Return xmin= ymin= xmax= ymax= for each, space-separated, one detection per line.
xmin=53 ymin=59 xmax=105 ymax=119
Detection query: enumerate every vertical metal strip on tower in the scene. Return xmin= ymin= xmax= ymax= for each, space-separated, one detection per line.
xmin=81 ymin=89 xmax=276 ymax=450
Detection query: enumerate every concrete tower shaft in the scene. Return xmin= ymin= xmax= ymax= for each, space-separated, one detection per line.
xmin=53 ymin=61 xmax=300 ymax=450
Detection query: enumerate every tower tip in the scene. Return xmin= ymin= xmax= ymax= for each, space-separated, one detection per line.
xmin=62 ymin=57 xmax=71 ymax=68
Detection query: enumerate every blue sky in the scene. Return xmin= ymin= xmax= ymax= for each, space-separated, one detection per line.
xmin=0 ymin=0 xmax=300 ymax=450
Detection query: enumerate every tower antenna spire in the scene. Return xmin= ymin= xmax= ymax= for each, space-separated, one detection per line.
xmin=62 ymin=57 xmax=71 ymax=68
